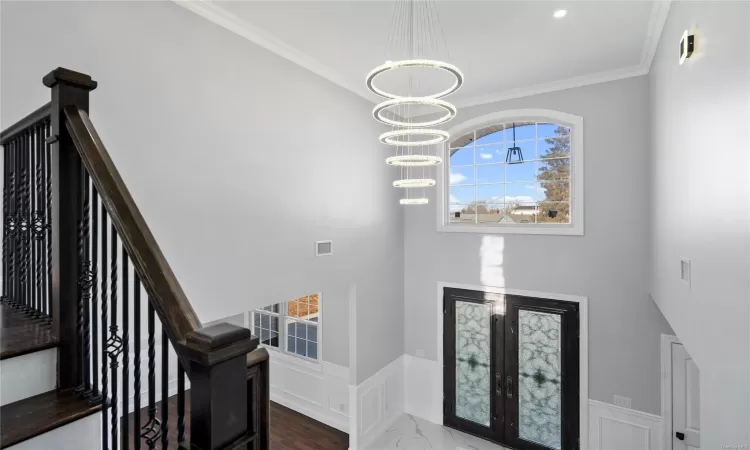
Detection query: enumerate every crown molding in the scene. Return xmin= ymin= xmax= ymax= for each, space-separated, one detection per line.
xmin=171 ymin=0 xmax=375 ymax=103
xmin=175 ymin=0 xmax=671 ymax=108
xmin=453 ymin=0 xmax=671 ymax=109
xmin=641 ymin=0 xmax=672 ymax=71
xmin=451 ymin=64 xmax=649 ymax=109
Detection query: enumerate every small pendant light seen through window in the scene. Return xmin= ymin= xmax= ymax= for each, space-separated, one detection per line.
xmin=506 ymin=122 xmax=524 ymax=164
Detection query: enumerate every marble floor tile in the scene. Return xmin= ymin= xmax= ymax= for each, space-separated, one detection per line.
xmin=367 ymin=414 xmax=510 ymax=450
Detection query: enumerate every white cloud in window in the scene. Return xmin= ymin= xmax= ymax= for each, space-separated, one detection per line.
xmin=479 ymin=152 xmax=493 ymax=160
xmin=449 ymin=194 xmax=462 ymax=212
xmin=450 ymin=172 xmax=467 ymax=184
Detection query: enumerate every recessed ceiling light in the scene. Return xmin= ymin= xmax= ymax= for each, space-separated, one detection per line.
xmin=553 ymin=9 xmax=567 ymax=19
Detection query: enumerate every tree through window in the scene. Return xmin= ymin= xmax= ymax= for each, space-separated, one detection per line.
xmin=442 ymin=111 xmax=582 ymax=235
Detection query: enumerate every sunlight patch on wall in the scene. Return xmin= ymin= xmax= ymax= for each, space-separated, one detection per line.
xmin=480 ymin=235 xmax=505 ymax=288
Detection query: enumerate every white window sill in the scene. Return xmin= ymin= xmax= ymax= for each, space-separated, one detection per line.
xmin=437 ymin=223 xmax=584 ymax=236
xmin=259 ymin=343 xmax=322 ymax=372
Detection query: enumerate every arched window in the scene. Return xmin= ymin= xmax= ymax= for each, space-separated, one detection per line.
xmin=438 ymin=109 xmax=583 ymax=235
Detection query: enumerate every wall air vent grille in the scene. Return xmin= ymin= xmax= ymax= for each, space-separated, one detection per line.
xmin=316 ymin=241 xmax=332 ymax=256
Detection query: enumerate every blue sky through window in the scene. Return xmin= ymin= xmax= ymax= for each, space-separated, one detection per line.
xmin=448 ymin=123 xmax=570 ymax=207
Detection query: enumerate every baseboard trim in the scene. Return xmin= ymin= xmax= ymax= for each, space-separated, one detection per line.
xmin=401 ymin=352 xmax=663 ymax=450
xmin=271 ymin=390 xmax=349 ymax=433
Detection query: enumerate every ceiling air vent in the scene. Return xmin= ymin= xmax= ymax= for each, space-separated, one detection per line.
xmin=316 ymin=240 xmax=332 ymax=256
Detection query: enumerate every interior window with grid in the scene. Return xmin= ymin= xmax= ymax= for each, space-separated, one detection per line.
xmin=448 ymin=121 xmax=572 ymax=227
xmin=252 ymin=294 xmax=319 ymax=362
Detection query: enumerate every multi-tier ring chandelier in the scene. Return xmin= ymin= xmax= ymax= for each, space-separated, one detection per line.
xmin=366 ymin=0 xmax=464 ymax=205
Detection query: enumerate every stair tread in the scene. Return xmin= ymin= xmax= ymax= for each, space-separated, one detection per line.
xmin=0 ymin=389 xmax=103 ymax=448
xmin=0 ymin=303 xmax=58 ymax=360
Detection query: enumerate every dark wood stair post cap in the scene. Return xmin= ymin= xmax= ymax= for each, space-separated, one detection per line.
xmin=182 ymin=323 xmax=258 ymax=366
xmin=43 ymin=68 xmax=98 ymax=90
xmin=181 ymin=323 xmax=258 ymax=450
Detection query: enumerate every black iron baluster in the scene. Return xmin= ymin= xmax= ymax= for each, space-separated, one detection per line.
xmin=29 ymin=127 xmax=36 ymax=317
xmin=76 ymin=167 xmax=92 ymax=395
xmin=19 ymin=131 xmax=29 ymax=313
xmin=24 ymin=130 xmax=31 ymax=314
xmin=14 ymin=135 xmax=21 ymax=311
xmin=9 ymin=137 xmax=18 ymax=309
xmin=133 ymin=274 xmax=142 ymax=450
xmin=108 ymin=225 xmax=121 ymax=448
xmin=141 ymin=302 xmax=161 ymax=449
xmin=100 ymin=208 xmax=109 ymax=450
xmin=7 ymin=137 xmax=17 ymax=309
xmin=177 ymin=362 xmax=185 ymax=445
xmin=16 ymin=133 xmax=23 ymax=311
xmin=45 ymin=119 xmax=52 ymax=323
xmin=89 ymin=190 xmax=101 ymax=403
xmin=2 ymin=136 xmax=10 ymax=306
xmin=34 ymin=123 xmax=44 ymax=319
xmin=122 ymin=246 xmax=130 ymax=450
xmin=162 ymin=329 xmax=169 ymax=449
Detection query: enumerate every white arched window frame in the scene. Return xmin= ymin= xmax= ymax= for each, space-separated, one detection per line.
xmin=437 ymin=109 xmax=584 ymax=235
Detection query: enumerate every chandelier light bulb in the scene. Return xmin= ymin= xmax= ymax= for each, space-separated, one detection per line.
xmin=385 ymin=155 xmax=443 ymax=167
xmin=379 ymin=129 xmax=450 ymax=146
xmin=373 ymin=97 xmax=457 ymax=128
xmin=393 ymin=178 xmax=436 ymax=188
xmin=366 ymin=59 xmax=464 ymax=100
xmin=400 ymin=198 xmax=429 ymax=205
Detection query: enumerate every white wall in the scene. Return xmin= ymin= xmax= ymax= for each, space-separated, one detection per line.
xmin=0 ymin=0 xmax=405 ymax=373
xmin=649 ymin=1 xmax=750 ymax=446
xmin=404 ymin=76 xmax=673 ymax=415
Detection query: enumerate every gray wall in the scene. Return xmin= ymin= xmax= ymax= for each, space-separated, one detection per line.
xmin=649 ymin=1 xmax=750 ymax=445
xmin=405 ymin=76 xmax=673 ymax=415
xmin=0 ymin=0 xmax=405 ymax=374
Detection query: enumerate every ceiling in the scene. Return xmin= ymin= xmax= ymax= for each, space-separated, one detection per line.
xmin=177 ymin=1 xmax=670 ymax=107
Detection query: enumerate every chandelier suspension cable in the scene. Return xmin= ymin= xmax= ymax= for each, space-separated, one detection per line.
xmin=368 ymin=0 xmax=463 ymax=205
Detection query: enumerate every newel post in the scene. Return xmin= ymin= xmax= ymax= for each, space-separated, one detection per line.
xmin=180 ymin=323 xmax=259 ymax=450
xmin=43 ymin=68 xmax=97 ymax=390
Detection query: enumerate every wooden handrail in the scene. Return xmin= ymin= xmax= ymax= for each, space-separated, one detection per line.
xmin=0 ymin=102 xmax=51 ymax=145
xmin=41 ymin=67 xmax=262 ymax=449
xmin=63 ymin=106 xmax=201 ymax=347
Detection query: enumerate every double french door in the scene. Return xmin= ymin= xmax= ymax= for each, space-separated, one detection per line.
xmin=443 ymin=288 xmax=580 ymax=450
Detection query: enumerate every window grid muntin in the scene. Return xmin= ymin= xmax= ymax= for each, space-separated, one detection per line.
xmin=252 ymin=295 xmax=320 ymax=362
xmin=252 ymin=310 xmax=280 ymax=348
xmin=448 ymin=122 xmax=572 ymax=226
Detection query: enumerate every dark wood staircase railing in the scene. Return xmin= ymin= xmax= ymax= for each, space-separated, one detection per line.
xmin=0 ymin=68 xmax=270 ymax=450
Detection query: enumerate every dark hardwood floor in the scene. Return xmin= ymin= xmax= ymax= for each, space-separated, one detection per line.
xmin=0 ymin=302 xmax=58 ymax=360
xmin=122 ymin=396 xmax=348 ymax=450
xmin=270 ymin=402 xmax=348 ymax=450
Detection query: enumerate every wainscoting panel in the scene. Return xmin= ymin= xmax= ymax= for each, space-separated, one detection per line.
xmin=349 ymin=355 xmax=405 ymax=450
xmin=589 ymin=400 xmax=663 ymax=450
xmin=402 ymin=354 xmax=663 ymax=450
xmin=267 ymin=350 xmax=350 ymax=432
xmin=404 ymin=354 xmax=442 ymax=424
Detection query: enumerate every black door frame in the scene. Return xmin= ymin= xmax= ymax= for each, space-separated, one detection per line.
xmin=443 ymin=287 xmax=505 ymax=444
xmin=443 ymin=288 xmax=580 ymax=450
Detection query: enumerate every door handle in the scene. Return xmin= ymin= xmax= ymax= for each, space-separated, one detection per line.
xmin=506 ymin=375 xmax=513 ymax=399
xmin=675 ymin=432 xmax=685 ymax=441
xmin=495 ymin=373 xmax=502 ymax=395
